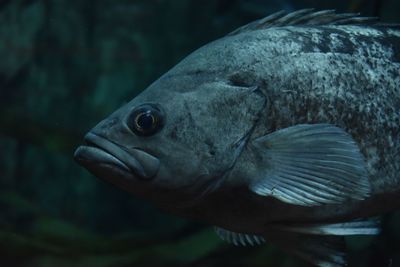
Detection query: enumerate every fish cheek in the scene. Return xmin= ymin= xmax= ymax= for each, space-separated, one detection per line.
xmin=185 ymin=84 xmax=266 ymax=169
xmin=154 ymin=82 xmax=266 ymax=192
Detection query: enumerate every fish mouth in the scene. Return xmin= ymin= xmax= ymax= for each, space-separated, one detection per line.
xmin=74 ymin=133 xmax=160 ymax=180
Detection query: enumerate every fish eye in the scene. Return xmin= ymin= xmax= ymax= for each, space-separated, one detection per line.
xmin=128 ymin=104 xmax=165 ymax=136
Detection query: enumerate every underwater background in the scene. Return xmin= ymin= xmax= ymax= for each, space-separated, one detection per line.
xmin=0 ymin=0 xmax=399 ymax=266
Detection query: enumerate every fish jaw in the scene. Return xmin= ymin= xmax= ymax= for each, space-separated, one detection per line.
xmin=74 ymin=132 xmax=160 ymax=181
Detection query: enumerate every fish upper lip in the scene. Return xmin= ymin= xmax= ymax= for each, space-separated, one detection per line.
xmin=75 ymin=133 xmax=159 ymax=179
xmin=74 ymin=145 xmax=132 ymax=174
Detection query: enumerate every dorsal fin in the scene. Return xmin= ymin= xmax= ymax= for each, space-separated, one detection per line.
xmin=228 ymin=9 xmax=378 ymax=36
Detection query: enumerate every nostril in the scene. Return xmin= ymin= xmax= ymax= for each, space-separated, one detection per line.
xmin=107 ymin=118 xmax=118 ymax=127
xmin=95 ymin=118 xmax=119 ymax=132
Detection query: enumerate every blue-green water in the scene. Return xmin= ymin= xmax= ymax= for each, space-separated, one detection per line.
xmin=0 ymin=1 xmax=399 ymax=266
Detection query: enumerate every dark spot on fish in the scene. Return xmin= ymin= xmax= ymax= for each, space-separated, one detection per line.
xmin=373 ymin=27 xmax=400 ymax=63
xmin=388 ymin=39 xmax=400 ymax=63
xmin=205 ymin=138 xmax=216 ymax=156
xmin=228 ymin=72 xmax=256 ymax=88
xmin=184 ymin=102 xmax=196 ymax=126
xmin=289 ymin=28 xmax=357 ymax=55
xmin=185 ymin=69 xmax=207 ymax=76
xmin=169 ymin=126 xmax=178 ymax=140
xmin=292 ymin=26 xmax=400 ymax=63
xmin=388 ymin=68 xmax=400 ymax=79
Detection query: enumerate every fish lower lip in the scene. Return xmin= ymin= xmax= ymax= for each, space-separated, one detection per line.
xmin=74 ymin=133 xmax=159 ymax=179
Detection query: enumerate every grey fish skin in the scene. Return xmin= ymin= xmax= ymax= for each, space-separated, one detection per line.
xmin=164 ymin=23 xmax=400 ymax=222
xmin=74 ymin=10 xmax=400 ymax=267
xmin=224 ymin=25 xmax=400 ymax=220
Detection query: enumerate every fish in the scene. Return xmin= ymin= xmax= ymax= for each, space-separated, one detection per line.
xmin=74 ymin=9 xmax=400 ymax=267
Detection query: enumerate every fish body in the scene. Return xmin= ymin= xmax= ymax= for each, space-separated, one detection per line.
xmin=75 ymin=10 xmax=400 ymax=266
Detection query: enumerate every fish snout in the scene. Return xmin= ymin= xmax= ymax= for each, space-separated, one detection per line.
xmin=74 ymin=132 xmax=160 ymax=180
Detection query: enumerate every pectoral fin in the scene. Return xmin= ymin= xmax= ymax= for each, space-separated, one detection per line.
xmin=249 ymin=124 xmax=370 ymax=206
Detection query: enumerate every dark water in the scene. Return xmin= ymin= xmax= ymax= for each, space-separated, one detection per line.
xmin=0 ymin=0 xmax=399 ymax=266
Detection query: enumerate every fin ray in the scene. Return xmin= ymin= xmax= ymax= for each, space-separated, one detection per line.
xmin=214 ymin=227 xmax=265 ymax=247
xmin=228 ymin=9 xmax=378 ymax=36
xmin=272 ymin=219 xmax=381 ymax=236
xmin=267 ymin=232 xmax=347 ymax=267
xmin=249 ymin=124 xmax=370 ymax=206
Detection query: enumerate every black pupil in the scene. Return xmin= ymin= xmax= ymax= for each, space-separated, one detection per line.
xmin=129 ymin=104 xmax=164 ymax=137
xmin=137 ymin=112 xmax=154 ymax=130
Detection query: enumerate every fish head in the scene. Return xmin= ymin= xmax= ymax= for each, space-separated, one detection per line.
xmin=74 ymin=47 xmax=266 ymax=209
